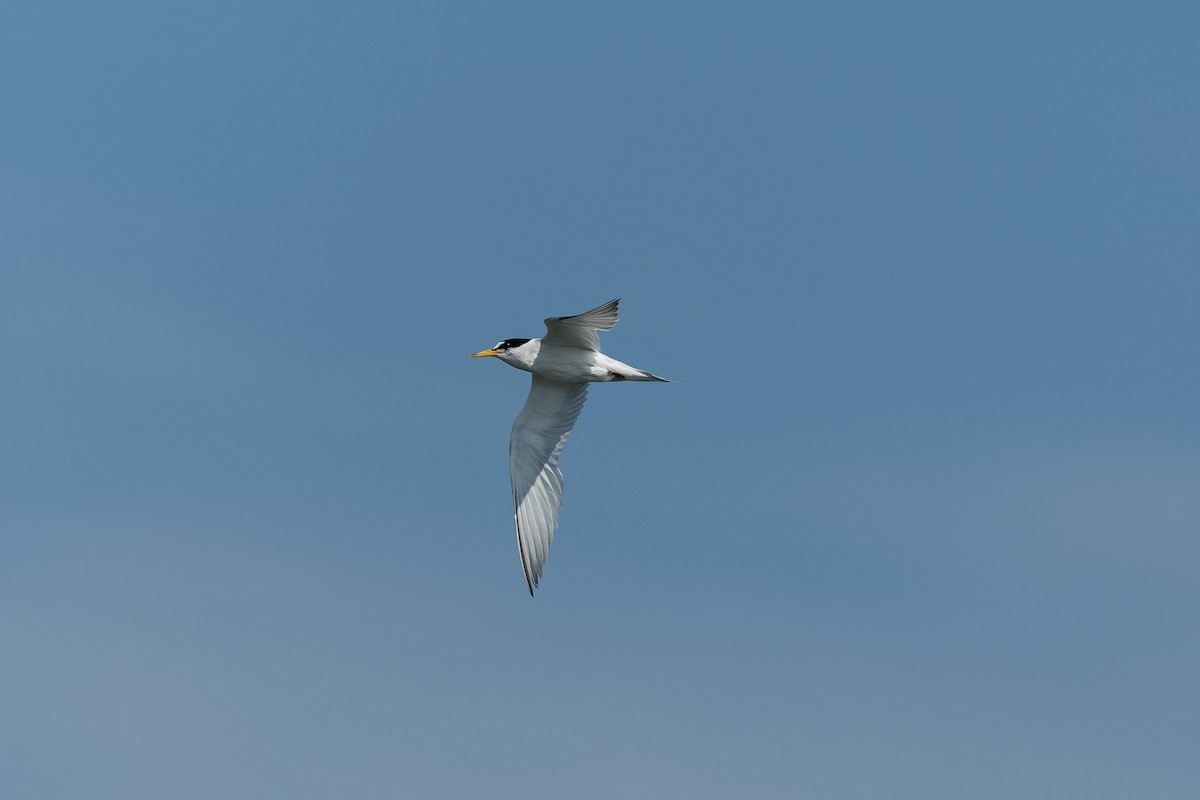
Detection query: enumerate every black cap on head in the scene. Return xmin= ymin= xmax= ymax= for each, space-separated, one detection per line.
xmin=495 ymin=338 xmax=531 ymax=350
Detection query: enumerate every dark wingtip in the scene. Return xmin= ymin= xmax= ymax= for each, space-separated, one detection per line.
xmin=515 ymin=521 xmax=537 ymax=596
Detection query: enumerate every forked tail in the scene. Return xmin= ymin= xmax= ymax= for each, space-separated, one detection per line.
xmin=631 ymin=369 xmax=674 ymax=382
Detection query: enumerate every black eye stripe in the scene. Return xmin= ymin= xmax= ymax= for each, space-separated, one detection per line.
xmin=497 ymin=338 xmax=530 ymax=350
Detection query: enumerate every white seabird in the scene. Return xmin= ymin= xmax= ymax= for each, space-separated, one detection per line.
xmin=470 ymin=299 xmax=672 ymax=594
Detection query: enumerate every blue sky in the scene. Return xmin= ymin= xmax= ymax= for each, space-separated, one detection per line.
xmin=2 ymin=2 xmax=1198 ymax=797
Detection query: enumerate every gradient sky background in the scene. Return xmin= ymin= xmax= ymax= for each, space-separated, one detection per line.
xmin=3 ymin=2 xmax=1198 ymax=798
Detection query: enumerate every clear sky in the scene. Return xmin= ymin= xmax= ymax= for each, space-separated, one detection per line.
xmin=3 ymin=2 xmax=1198 ymax=798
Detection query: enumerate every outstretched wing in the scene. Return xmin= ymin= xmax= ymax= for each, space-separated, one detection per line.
xmin=542 ymin=298 xmax=620 ymax=352
xmin=509 ymin=375 xmax=589 ymax=594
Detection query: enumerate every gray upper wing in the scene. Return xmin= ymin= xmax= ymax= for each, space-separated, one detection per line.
xmin=542 ymin=298 xmax=620 ymax=352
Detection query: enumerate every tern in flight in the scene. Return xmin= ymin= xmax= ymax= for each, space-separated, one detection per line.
xmin=470 ymin=299 xmax=672 ymax=594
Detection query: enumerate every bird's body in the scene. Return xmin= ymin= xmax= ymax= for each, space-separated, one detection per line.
xmin=469 ymin=299 xmax=670 ymax=594
xmin=488 ymin=337 xmax=668 ymax=383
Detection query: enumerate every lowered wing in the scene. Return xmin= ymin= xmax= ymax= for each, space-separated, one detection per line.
xmin=509 ymin=375 xmax=589 ymax=594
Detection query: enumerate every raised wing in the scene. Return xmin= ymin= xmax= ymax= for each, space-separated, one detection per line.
xmin=542 ymin=298 xmax=620 ymax=352
xmin=509 ymin=375 xmax=589 ymax=594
